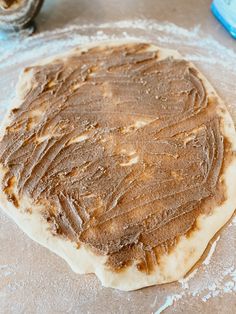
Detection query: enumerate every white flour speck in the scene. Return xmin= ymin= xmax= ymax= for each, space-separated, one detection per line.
xmin=203 ymin=236 xmax=221 ymax=265
xmin=155 ymin=294 xmax=183 ymax=314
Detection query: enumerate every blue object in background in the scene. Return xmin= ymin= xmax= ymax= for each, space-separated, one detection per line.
xmin=211 ymin=0 xmax=236 ymax=38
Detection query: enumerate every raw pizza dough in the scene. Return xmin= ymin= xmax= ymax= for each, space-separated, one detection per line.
xmin=0 ymin=42 xmax=236 ymax=291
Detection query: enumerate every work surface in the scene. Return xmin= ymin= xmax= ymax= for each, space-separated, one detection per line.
xmin=0 ymin=0 xmax=236 ymax=313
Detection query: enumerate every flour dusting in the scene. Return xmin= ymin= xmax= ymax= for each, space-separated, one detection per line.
xmin=203 ymin=236 xmax=221 ymax=266
xmin=155 ymin=294 xmax=183 ymax=314
xmin=0 ymin=19 xmax=235 ymax=314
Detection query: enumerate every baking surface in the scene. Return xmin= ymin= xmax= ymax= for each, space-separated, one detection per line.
xmin=0 ymin=0 xmax=236 ymax=313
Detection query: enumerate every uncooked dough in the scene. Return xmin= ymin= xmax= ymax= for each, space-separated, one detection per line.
xmin=0 ymin=42 xmax=236 ymax=291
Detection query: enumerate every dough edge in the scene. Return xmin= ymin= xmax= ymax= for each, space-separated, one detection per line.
xmin=0 ymin=41 xmax=236 ymax=291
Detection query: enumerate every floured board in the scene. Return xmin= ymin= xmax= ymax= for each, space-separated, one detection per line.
xmin=0 ymin=19 xmax=236 ymax=313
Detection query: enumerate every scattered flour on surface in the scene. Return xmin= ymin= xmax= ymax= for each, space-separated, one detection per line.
xmin=203 ymin=236 xmax=221 ymax=266
xmin=154 ymin=294 xmax=184 ymax=314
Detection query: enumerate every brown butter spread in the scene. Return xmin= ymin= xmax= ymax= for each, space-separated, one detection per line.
xmin=0 ymin=43 xmax=227 ymax=272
